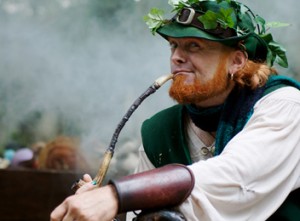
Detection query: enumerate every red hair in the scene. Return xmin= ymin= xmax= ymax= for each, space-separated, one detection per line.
xmin=234 ymin=60 xmax=278 ymax=89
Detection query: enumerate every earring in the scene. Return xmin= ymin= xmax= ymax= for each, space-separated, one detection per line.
xmin=229 ymin=72 xmax=234 ymax=80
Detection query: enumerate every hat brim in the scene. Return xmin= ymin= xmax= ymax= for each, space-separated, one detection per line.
xmin=157 ymin=22 xmax=249 ymax=46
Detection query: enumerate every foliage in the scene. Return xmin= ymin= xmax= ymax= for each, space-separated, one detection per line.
xmin=199 ymin=8 xmax=234 ymax=29
xmin=143 ymin=8 xmax=166 ymax=35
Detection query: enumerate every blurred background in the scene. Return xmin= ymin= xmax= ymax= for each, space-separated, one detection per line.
xmin=0 ymin=0 xmax=299 ymax=179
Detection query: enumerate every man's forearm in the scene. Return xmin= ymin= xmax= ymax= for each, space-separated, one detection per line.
xmin=109 ymin=164 xmax=195 ymax=214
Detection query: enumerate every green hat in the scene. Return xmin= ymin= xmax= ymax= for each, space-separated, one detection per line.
xmin=144 ymin=0 xmax=288 ymax=68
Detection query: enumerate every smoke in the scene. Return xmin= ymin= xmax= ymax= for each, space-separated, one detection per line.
xmin=0 ymin=0 xmax=173 ymax=174
xmin=0 ymin=0 xmax=299 ymax=175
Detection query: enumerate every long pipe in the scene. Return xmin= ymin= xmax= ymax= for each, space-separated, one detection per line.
xmin=72 ymin=74 xmax=173 ymax=191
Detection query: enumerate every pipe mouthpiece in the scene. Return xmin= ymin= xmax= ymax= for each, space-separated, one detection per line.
xmin=154 ymin=74 xmax=173 ymax=87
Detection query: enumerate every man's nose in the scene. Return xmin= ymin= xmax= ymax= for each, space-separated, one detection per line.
xmin=171 ymin=48 xmax=187 ymax=65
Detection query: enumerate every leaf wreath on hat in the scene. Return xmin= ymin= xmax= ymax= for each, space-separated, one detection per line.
xmin=144 ymin=0 xmax=289 ymax=68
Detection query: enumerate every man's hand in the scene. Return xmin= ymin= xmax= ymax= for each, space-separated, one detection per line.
xmin=75 ymin=174 xmax=96 ymax=195
xmin=50 ymin=185 xmax=118 ymax=221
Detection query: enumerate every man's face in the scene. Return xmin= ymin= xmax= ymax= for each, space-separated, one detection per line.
xmin=168 ymin=37 xmax=234 ymax=106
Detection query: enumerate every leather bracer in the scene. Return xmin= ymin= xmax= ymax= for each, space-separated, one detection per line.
xmin=108 ymin=164 xmax=195 ymax=213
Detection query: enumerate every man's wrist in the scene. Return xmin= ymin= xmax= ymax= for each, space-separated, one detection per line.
xmin=109 ymin=164 xmax=195 ymax=214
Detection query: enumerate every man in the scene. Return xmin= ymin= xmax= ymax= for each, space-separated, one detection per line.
xmin=51 ymin=0 xmax=300 ymax=220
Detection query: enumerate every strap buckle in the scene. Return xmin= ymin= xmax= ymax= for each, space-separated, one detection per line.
xmin=176 ymin=8 xmax=196 ymax=25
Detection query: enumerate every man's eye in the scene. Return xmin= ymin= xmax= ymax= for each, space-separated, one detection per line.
xmin=169 ymin=42 xmax=177 ymax=49
xmin=187 ymin=42 xmax=202 ymax=51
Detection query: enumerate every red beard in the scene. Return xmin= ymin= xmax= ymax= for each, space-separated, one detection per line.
xmin=169 ymin=59 xmax=230 ymax=104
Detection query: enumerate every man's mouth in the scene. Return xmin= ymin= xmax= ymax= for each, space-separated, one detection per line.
xmin=172 ymin=70 xmax=193 ymax=77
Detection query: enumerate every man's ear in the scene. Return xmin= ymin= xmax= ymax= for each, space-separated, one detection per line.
xmin=228 ymin=50 xmax=247 ymax=74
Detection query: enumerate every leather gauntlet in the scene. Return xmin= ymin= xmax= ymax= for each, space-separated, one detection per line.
xmin=109 ymin=164 xmax=195 ymax=213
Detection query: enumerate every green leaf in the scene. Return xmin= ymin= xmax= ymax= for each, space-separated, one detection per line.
xmin=266 ymin=22 xmax=290 ymax=29
xmin=198 ymin=8 xmax=234 ymax=30
xmin=168 ymin=0 xmax=179 ymax=7
xmin=147 ymin=8 xmax=164 ymax=21
xmin=219 ymin=8 xmax=234 ymax=28
xmin=255 ymin=15 xmax=266 ymax=34
xmin=170 ymin=0 xmax=195 ymax=11
xmin=217 ymin=0 xmax=231 ymax=3
xmin=169 ymin=0 xmax=187 ymax=8
xmin=260 ymin=33 xmax=288 ymax=68
xmin=239 ymin=4 xmax=249 ymax=14
xmin=187 ymin=0 xmax=200 ymax=5
xmin=143 ymin=8 xmax=165 ymax=35
xmin=198 ymin=10 xmax=219 ymax=29
xmin=268 ymin=41 xmax=288 ymax=68
xmin=260 ymin=33 xmax=273 ymax=44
